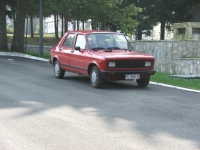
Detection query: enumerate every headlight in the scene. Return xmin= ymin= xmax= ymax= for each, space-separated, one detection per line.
xmin=108 ymin=62 xmax=115 ymax=67
xmin=145 ymin=61 xmax=152 ymax=67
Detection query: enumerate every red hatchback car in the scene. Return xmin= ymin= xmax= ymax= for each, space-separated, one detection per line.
xmin=50 ymin=30 xmax=156 ymax=88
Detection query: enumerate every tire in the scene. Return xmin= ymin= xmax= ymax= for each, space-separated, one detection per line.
xmin=54 ymin=60 xmax=65 ymax=79
xmin=136 ymin=77 xmax=150 ymax=87
xmin=90 ymin=66 xmax=103 ymax=88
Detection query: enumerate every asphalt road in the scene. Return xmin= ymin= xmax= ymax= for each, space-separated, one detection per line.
xmin=0 ymin=56 xmax=200 ymax=150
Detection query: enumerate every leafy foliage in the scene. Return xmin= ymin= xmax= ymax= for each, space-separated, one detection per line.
xmin=1 ymin=0 xmax=199 ymax=52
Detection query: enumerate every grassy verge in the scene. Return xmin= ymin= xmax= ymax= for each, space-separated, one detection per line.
xmin=1 ymin=49 xmax=50 ymax=59
xmin=7 ymin=34 xmax=60 ymax=46
xmin=26 ymin=51 xmax=50 ymax=59
xmin=151 ymin=72 xmax=200 ymax=90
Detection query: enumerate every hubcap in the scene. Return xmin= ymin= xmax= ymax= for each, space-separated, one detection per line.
xmin=55 ymin=63 xmax=60 ymax=75
xmin=91 ymin=70 xmax=97 ymax=84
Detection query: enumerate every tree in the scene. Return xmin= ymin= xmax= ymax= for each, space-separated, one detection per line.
xmin=11 ymin=0 xmax=28 ymax=52
xmin=27 ymin=0 xmax=40 ymax=38
xmin=117 ymin=0 xmax=156 ymax=40
xmin=0 ymin=0 xmax=8 ymax=50
xmin=142 ymin=0 xmax=194 ymax=40
xmin=187 ymin=0 xmax=200 ymax=20
xmin=82 ymin=0 xmax=140 ymax=34
xmin=120 ymin=0 xmax=195 ymax=40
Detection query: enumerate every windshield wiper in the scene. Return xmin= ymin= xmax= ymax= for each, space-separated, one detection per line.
xmin=90 ymin=47 xmax=105 ymax=51
xmin=104 ymin=49 xmax=113 ymax=52
xmin=106 ymin=47 xmax=121 ymax=50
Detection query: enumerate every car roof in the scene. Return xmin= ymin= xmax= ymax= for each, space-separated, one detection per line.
xmin=66 ymin=30 xmax=122 ymax=35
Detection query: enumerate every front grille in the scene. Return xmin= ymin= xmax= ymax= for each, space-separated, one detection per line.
xmin=113 ymin=60 xmax=147 ymax=68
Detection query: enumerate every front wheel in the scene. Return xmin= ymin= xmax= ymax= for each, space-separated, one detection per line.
xmin=90 ymin=66 xmax=103 ymax=88
xmin=136 ymin=77 xmax=150 ymax=87
xmin=54 ymin=60 xmax=65 ymax=79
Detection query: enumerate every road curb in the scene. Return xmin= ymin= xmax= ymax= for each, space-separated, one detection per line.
xmin=150 ymin=82 xmax=200 ymax=93
xmin=0 ymin=52 xmax=48 ymax=62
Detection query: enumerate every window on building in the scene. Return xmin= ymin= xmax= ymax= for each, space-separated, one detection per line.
xmin=192 ymin=28 xmax=200 ymax=34
xmin=177 ymin=28 xmax=185 ymax=34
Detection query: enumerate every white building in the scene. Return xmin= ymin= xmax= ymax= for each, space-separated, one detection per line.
xmin=144 ymin=23 xmax=174 ymax=40
xmin=44 ymin=15 xmax=92 ymax=34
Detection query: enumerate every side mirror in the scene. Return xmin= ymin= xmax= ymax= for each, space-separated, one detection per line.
xmin=75 ymin=46 xmax=81 ymax=51
xmin=75 ymin=46 xmax=85 ymax=52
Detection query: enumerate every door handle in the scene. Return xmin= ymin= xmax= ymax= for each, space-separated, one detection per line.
xmin=71 ymin=50 xmax=74 ymax=53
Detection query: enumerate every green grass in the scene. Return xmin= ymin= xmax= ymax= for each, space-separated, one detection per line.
xmin=26 ymin=51 xmax=50 ymax=59
xmin=182 ymin=56 xmax=200 ymax=58
xmin=151 ymin=72 xmax=200 ymax=90
xmin=7 ymin=34 xmax=60 ymax=46
xmin=1 ymin=49 xmax=50 ymax=59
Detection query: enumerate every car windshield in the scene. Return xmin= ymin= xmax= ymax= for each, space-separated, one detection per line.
xmin=86 ymin=33 xmax=132 ymax=51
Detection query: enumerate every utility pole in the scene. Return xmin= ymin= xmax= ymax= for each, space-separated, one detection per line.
xmin=135 ymin=0 xmax=139 ymax=40
xmin=39 ymin=0 xmax=43 ymax=57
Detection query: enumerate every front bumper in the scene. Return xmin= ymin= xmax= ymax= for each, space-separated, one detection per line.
xmin=100 ymin=70 xmax=156 ymax=76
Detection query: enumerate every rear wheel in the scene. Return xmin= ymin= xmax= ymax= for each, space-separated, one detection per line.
xmin=90 ymin=66 xmax=103 ymax=88
xmin=136 ymin=77 xmax=150 ymax=87
xmin=54 ymin=60 xmax=65 ymax=79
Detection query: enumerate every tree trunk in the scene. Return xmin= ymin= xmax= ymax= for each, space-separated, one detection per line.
xmin=11 ymin=0 xmax=28 ymax=52
xmin=73 ymin=21 xmax=76 ymax=30
xmin=54 ymin=12 xmax=59 ymax=39
xmin=0 ymin=0 xmax=8 ymax=50
xmin=137 ymin=24 xmax=142 ymax=40
xmin=61 ymin=16 xmax=63 ymax=37
xmin=91 ymin=19 xmax=96 ymax=30
xmin=64 ymin=16 xmax=68 ymax=32
xmin=82 ymin=21 xmax=84 ymax=30
xmin=30 ymin=15 xmax=34 ymax=38
xmin=77 ymin=21 xmax=79 ymax=30
xmin=101 ymin=21 xmax=106 ymax=30
xmin=160 ymin=20 xmax=165 ymax=40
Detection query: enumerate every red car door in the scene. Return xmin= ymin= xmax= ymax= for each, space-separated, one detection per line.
xmin=58 ymin=33 xmax=75 ymax=71
xmin=70 ymin=34 xmax=87 ymax=74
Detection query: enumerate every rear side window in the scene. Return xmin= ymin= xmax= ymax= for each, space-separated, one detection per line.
xmin=62 ymin=34 xmax=75 ymax=48
xmin=75 ymin=34 xmax=86 ymax=49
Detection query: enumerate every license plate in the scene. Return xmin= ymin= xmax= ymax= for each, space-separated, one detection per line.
xmin=125 ymin=74 xmax=140 ymax=80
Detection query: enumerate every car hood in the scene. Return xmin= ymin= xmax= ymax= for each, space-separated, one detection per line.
xmin=89 ymin=50 xmax=154 ymax=59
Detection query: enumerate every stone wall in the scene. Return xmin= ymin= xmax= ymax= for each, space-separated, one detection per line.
xmin=130 ymin=41 xmax=200 ymax=75
xmin=172 ymin=41 xmax=200 ymax=58
xmin=172 ymin=59 xmax=200 ymax=75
